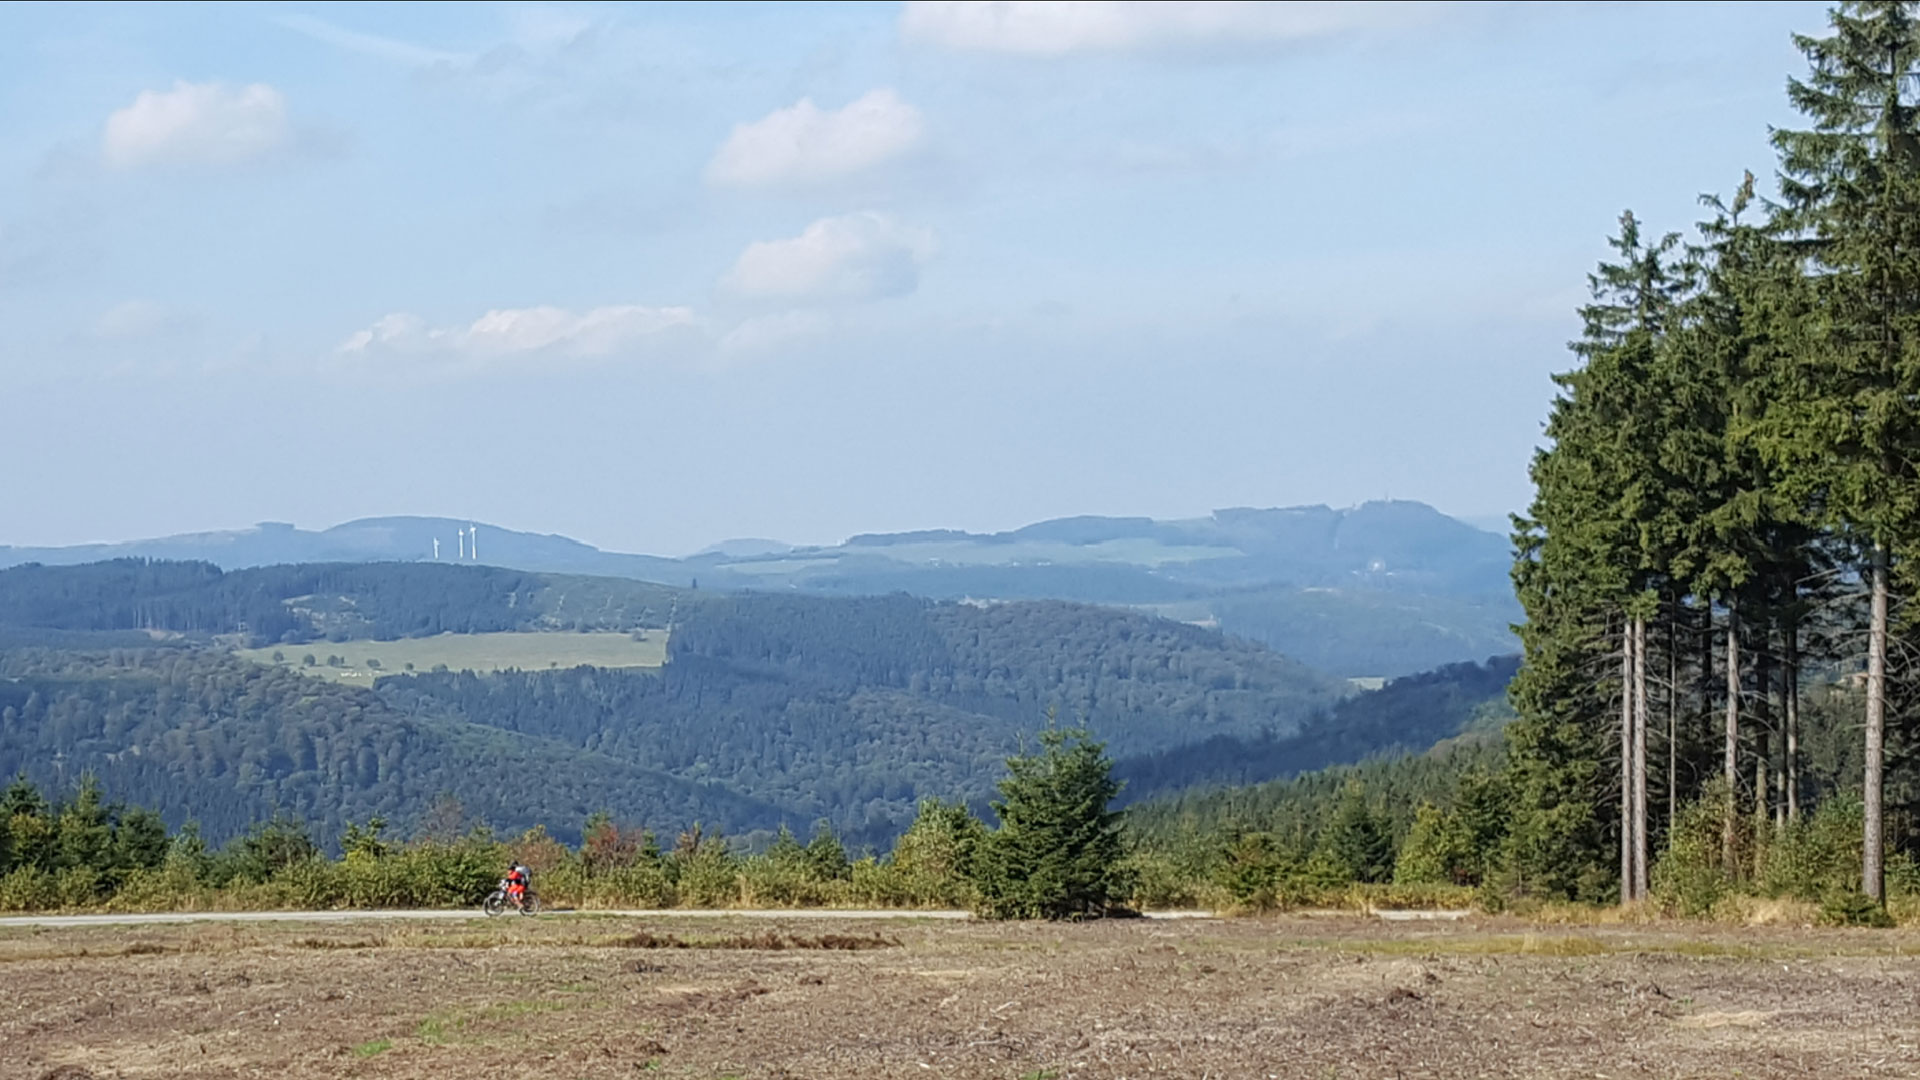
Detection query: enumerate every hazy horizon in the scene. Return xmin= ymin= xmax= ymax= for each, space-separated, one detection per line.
xmin=0 ymin=496 xmax=1512 ymax=561
xmin=2 ymin=2 xmax=1825 ymax=554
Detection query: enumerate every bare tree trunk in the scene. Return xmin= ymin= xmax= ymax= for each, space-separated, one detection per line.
xmin=1865 ymin=546 xmax=1888 ymax=903
xmin=1668 ymin=602 xmax=1679 ymax=837
xmin=1773 ymin=665 xmax=1786 ymax=831
xmin=1621 ymin=616 xmax=1634 ymax=905
xmin=1754 ymin=725 xmax=1770 ymax=871
xmin=1698 ymin=600 xmax=1716 ymax=797
xmin=1633 ymin=615 xmax=1650 ymax=901
xmin=1723 ymin=604 xmax=1740 ymax=879
xmin=1785 ymin=626 xmax=1800 ymax=823
xmin=1756 ymin=644 xmax=1772 ymax=827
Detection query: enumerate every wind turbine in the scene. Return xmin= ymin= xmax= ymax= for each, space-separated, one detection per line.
xmin=458 ymin=528 xmax=466 ymax=560
xmin=433 ymin=537 xmax=440 ymax=560
xmin=469 ymin=524 xmax=478 ymax=560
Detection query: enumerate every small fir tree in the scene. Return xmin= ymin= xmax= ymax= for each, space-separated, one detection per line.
xmin=974 ymin=725 xmax=1128 ymax=920
xmin=1319 ymin=783 xmax=1392 ymax=884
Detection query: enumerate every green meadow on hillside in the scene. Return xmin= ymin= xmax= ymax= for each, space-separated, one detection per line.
xmin=236 ymin=629 xmax=668 ymax=686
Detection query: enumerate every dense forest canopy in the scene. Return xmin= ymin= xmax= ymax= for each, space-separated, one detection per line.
xmin=5 ymin=560 xmax=1510 ymax=847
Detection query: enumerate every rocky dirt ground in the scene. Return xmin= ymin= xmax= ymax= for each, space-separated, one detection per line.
xmin=8 ymin=913 xmax=1920 ymax=1079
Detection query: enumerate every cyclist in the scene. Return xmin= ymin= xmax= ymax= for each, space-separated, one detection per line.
xmin=504 ymin=863 xmax=531 ymax=908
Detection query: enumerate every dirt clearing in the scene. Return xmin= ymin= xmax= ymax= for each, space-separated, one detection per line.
xmin=6 ymin=913 xmax=1919 ymax=1078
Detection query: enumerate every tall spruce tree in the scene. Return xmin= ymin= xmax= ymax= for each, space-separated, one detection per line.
xmin=1508 ymin=211 xmax=1683 ymax=903
xmin=1768 ymin=0 xmax=1920 ymax=902
xmin=1665 ymin=173 xmax=1819 ymax=875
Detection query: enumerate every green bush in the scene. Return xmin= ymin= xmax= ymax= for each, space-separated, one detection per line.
xmin=0 ymin=865 xmax=58 ymax=911
xmin=577 ymin=863 xmax=675 ymax=908
xmin=108 ymin=863 xmax=214 ymax=912
xmin=1212 ymin=830 xmax=1299 ymax=910
xmin=1651 ymin=780 xmax=1735 ymax=917
xmin=1820 ymin=889 xmax=1894 ymax=928
xmin=886 ymin=799 xmax=985 ymax=908
xmin=1122 ymin=851 xmax=1211 ymax=911
xmin=671 ymin=836 xmax=740 ymax=908
xmin=737 ymin=855 xmax=857 ymax=907
xmin=1760 ymin=797 xmax=1864 ymax=901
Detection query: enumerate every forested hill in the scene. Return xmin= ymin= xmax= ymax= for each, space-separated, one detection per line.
xmin=1113 ymin=655 xmax=1517 ymax=804
xmin=0 ymin=559 xmax=1387 ymax=845
xmin=0 ymin=559 xmax=678 ymax=643
xmin=0 ymin=649 xmax=784 ymax=843
xmin=0 ymin=501 xmax=1518 ymax=677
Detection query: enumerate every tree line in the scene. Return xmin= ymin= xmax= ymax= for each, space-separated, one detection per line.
xmin=0 ymin=727 xmax=1131 ymax=921
xmin=1509 ymin=0 xmax=1920 ymax=908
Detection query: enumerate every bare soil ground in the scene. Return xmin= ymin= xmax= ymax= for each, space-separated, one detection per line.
xmin=7 ymin=913 xmax=1920 ymax=1079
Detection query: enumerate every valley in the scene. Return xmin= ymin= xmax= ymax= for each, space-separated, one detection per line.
xmin=1 ymin=558 xmax=1509 ymax=848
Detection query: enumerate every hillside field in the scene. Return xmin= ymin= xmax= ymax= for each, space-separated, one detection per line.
xmin=235 ymin=630 xmax=667 ymax=687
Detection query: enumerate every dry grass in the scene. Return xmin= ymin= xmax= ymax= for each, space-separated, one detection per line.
xmin=9 ymin=913 xmax=1920 ymax=1079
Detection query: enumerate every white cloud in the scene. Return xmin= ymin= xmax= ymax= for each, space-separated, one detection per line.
xmin=900 ymin=1 xmax=1460 ymax=55
xmin=339 ymin=304 xmax=699 ymax=365
xmin=102 ymin=81 xmax=292 ymax=169
xmin=723 ymin=213 xmax=936 ymax=303
xmin=707 ymin=90 xmax=924 ymax=188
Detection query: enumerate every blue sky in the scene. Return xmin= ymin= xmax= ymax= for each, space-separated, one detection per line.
xmin=1 ymin=1 xmax=1829 ymax=554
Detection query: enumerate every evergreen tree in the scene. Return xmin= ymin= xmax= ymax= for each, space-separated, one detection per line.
xmin=1768 ymin=0 xmax=1920 ymax=902
xmin=1667 ymin=172 xmax=1816 ymax=875
xmin=1392 ymin=804 xmax=1454 ymax=885
xmin=108 ymin=806 xmax=169 ymax=885
xmin=54 ymin=776 xmax=112 ymax=874
xmin=1447 ymin=768 xmax=1514 ymax=886
xmin=1319 ymin=783 xmax=1392 ymax=884
xmin=1506 ymin=211 xmax=1685 ymax=903
xmin=765 ymin=824 xmax=807 ymax=870
xmin=804 ymin=821 xmax=851 ymax=881
xmin=0 ymin=773 xmax=43 ymax=872
xmin=974 ymin=726 xmax=1128 ymax=919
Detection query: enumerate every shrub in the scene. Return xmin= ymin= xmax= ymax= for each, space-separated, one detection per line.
xmin=671 ymin=830 xmax=740 ymax=908
xmin=1760 ymin=797 xmax=1863 ymax=901
xmin=0 ymin=865 xmax=58 ymax=911
xmin=1820 ymin=889 xmax=1895 ymax=928
xmin=887 ymin=799 xmax=985 ymax=908
xmin=1122 ymin=851 xmax=1213 ymax=911
xmin=1652 ymin=781 xmax=1735 ymax=917
xmin=1212 ymin=830 xmax=1299 ymax=910
xmin=576 ymin=863 xmax=675 ymax=909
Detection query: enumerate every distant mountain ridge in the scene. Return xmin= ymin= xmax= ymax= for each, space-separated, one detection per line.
xmin=0 ymin=517 xmax=692 ymax=584
xmin=0 ymin=501 xmax=1519 ymax=677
